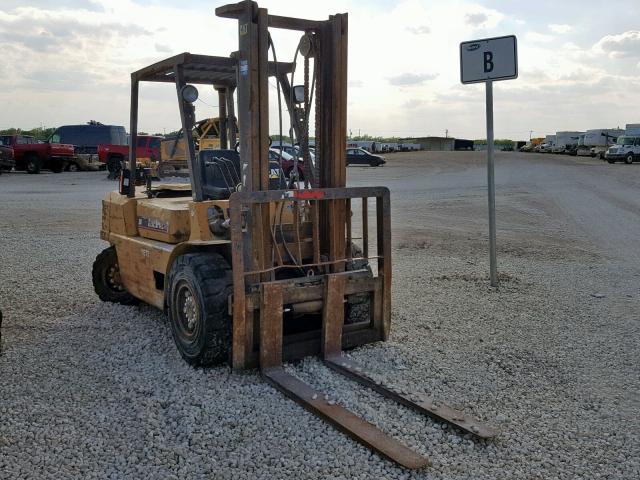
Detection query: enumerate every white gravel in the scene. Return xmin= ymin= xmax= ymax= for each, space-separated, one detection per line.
xmin=1 ymin=156 xmax=639 ymax=479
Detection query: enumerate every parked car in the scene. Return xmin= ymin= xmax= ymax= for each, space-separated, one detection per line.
xmin=0 ymin=139 xmax=15 ymax=173
xmin=98 ymin=135 xmax=163 ymax=174
xmin=49 ymin=123 xmax=127 ymax=154
xmin=268 ymin=148 xmax=306 ymax=180
xmin=271 ymin=144 xmax=299 ymax=158
xmin=346 ymin=147 xmax=386 ymax=166
xmin=0 ymin=135 xmax=75 ymax=173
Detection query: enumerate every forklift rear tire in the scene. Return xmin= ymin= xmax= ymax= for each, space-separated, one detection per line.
xmin=26 ymin=155 xmax=41 ymax=174
xmin=167 ymin=253 xmax=232 ymax=367
xmin=92 ymin=246 xmax=138 ymax=305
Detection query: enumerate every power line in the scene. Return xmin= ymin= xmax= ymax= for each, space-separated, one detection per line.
xmin=197 ymin=98 xmax=218 ymax=109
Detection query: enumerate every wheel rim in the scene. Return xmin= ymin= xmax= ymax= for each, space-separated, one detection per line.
xmin=175 ymin=281 xmax=201 ymax=340
xmin=69 ymin=163 xmax=79 ymax=172
xmin=105 ymin=263 xmax=125 ymax=292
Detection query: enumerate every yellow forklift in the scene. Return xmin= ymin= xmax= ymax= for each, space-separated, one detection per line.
xmin=93 ymin=0 xmax=495 ymax=468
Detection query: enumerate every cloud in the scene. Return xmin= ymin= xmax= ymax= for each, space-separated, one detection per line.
xmin=1 ymin=0 xmax=104 ymax=12
xmin=465 ymin=13 xmax=488 ymax=26
xmin=1 ymin=0 xmax=638 ymax=140
xmin=388 ymin=72 xmax=438 ymax=86
xmin=526 ymin=31 xmax=554 ymax=43
xmin=0 ymin=9 xmax=149 ymax=53
xmin=406 ymin=25 xmax=430 ymax=35
xmin=594 ymin=30 xmax=640 ymax=58
xmin=155 ymin=43 xmax=172 ymax=53
xmin=549 ymin=24 xmax=572 ymax=34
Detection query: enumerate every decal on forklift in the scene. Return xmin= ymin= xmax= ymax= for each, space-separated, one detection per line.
xmin=138 ymin=217 xmax=169 ymax=233
xmin=239 ymin=60 xmax=248 ymax=76
xmin=269 ymin=168 xmax=280 ymax=179
xmin=284 ymin=190 xmax=325 ymax=200
xmin=239 ymin=23 xmax=248 ymax=36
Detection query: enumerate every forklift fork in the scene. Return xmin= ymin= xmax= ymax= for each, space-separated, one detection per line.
xmin=258 ymin=276 xmax=497 ymax=469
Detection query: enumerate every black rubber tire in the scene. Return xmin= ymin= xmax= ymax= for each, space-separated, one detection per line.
xmin=67 ymin=162 xmax=80 ymax=172
xmin=50 ymin=160 xmax=64 ymax=173
xmin=26 ymin=154 xmax=41 ymax=174
xmin=369 ymin=159 xmax=379 ymax=167
xmin=607 ymin=159 xmax=615 ymax=164
xmin=167 ymin=253 xmax=233 ymax=367
xmin=345 ymin=243 xmax=372 ymax=325
xmin=92 ymin=246 xmax=137 ymax=305
xmin=625 ymin=153 xmax=634 ymax=164
xmin=107 ymin=156 xmax=123 ymax=175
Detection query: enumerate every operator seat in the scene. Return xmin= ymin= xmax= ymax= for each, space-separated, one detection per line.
xmin=199 ymin=149 xmax=287 ymax=200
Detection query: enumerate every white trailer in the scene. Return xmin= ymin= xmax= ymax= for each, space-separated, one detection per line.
xmin=552 ymin=131 xmax=583 ymax=153
xmin=346 ymin=140 xmax=376 ymax=152
xmin=377 ymin=143 xmax=398 ymax=152
xmin=398 ymin=143 xmax=420 ymax=151
xmin=625 ymin=123 xmax=640 ymax=135
xmin=577 ymin=128 xmax=624 ymax=157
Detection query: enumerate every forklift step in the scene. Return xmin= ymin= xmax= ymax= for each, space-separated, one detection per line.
xmin=262 ymin=367 xmax=430 ymax=470
xmin=323 ymin=354 xmax=498 ymax=439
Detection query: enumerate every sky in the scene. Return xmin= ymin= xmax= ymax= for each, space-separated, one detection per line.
xmin=1 ymin=0 xmax=639 ymax=140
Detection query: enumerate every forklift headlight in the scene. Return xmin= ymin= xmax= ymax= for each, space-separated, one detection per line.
xmin=180 ymin=84 xmax=199 ymax=103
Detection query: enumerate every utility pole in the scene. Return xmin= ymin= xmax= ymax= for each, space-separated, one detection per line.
xmin=445 ymin=129 xmax=448 ymax=138
xmin=529 ymin=130 xmax=533 ymax=140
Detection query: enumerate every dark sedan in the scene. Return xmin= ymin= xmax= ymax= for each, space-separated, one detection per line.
xmin=346 ymin=148 xmax=385 ymax=166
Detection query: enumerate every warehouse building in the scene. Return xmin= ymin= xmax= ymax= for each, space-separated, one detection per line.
xmin=399 ymin=137 xmax=455 ymax=151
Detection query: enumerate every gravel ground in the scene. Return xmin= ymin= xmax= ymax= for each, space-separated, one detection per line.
xmin=1 ymin=153 xmax=639 ymax=479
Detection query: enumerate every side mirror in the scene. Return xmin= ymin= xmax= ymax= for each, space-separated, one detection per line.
xmin=293 ymin=85 xmax=305 ymax=104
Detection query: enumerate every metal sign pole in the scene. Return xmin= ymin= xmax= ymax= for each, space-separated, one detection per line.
xmin=485 ymin=80 xmax=498 ymax=287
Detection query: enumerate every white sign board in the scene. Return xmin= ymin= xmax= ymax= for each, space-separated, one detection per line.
xmin=460 ymin=35 xmax=517 ymax=84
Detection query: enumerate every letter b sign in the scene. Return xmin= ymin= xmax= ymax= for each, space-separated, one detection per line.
xmin=483 ymin=51 xmax=494 ymax=73
xmin=460 ymin=35 xmax=518 ymax=84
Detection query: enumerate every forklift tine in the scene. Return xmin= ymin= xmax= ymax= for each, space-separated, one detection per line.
xmin=259 ymin=281 xmax=429 ymax=469
xmin=323 ymin=354 xmax=499 ymax=439
xmin=262 ymin=367 xmax=430 ymax=470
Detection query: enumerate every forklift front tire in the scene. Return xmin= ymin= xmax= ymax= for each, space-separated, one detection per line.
xmin=167 ymin=253 xmax=232 ymax=367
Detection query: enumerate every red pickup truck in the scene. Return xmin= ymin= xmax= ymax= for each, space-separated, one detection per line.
xmin=0 ymin=135 xmax=75 ymax=174
xmin=98 ymin=135 xmax=163 ymax=174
